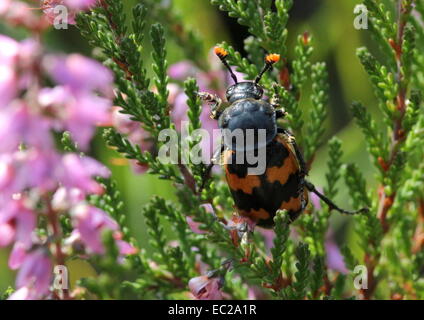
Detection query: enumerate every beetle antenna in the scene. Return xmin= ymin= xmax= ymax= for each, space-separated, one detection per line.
xmin=255 ymin=54 xmax=280 ymax=84
xmin=214 ymin=47 xmax=238 ymax=84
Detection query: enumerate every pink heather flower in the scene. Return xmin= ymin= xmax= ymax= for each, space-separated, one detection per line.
xmin=9 ymin=242 xmax=27 ymax=270
xmin=7 ymin=286 xmax=32 ymax=300
xmin=0 ymin=199 xmax=36 ymax=250
xmin=259 ymin=229 xmax=275 ymax=252
xmin=0 ymin=35 xmax=19 ymax=105
xmin=51 ymin=187 xmax=85 ymax=212
xmin=64 ymin=0 xmax=97 ymax=10
xmin=113 ymin=232 xmax=138 ymax=256
xmin=170 ymin=90 xmax=218 ymax=133
xmin=168 ymin=61 xmax=198 ymax=80
xmin=0 ymin=222 xmax=14 ymax=247
xmin=325 ymin=230 xmax=348 ymax=274
xmin=38 ymin=86 xmax=111 ymax=150
xmin=0 ymin=36 xmax=41 ymax=107
xmin=0 ymin=150 xmax=59 ymax=196
xmin=310 ymin=188 xmax=322 ymax=211
xmin=65 ymin=229 xmax=137 ymax=258
xmin=112 ymin=107 xmax=152 ymax=147
xmin=45 ymin=54 xmax=114 ymax=97
xmin=116 ymin=239 xmax=138 ymax=256
xmin=186 ymin=204 xmax=214 ymax=234
xmin=43 ymin=0 xmax=76 ymax=25
xmin=0 ymin=1 xmax=47 ymax=31
xmin=71 ymin=204 xmax=119 ymax=254
xmin=188 ymin=275 xmax=224 ymax=300
xmin=57 ymin=154 xmax=110 ymax=194
xmin=42 ymin=0 xmax=96 ymax=25
xmin=15 ymin=248 xmax=52 ymax=299
xmin=0 ymin=0 xmax=9 ymax=14
xmin=0 ymin=154 xmax=15 ymax=195
xmin=186 ymin=216 xmax=206 ymax=235
xmin=0 ymin=101 xmax=53 ymax=153
xmin=111 ymin=106 xmax=153 ymax=174
xmin=170 ymin=89 xmax=220 ymax=164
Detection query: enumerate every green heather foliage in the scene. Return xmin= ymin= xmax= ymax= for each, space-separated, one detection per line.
xmin=4 ymin=0 xmax=419 ymax=300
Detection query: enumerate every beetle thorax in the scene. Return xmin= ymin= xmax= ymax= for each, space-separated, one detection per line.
xmin=218 ymin=99 xmax=277 ymax=151
xmin=226 ymin=82 xmax=264 ymax=103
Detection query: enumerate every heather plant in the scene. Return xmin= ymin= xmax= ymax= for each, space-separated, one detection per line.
xmin=0 ymin=0 xmax=423 ymax=300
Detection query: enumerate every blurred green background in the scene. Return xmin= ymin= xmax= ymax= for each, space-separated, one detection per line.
xmin=0 ymin=0 xmax=381 ymax=292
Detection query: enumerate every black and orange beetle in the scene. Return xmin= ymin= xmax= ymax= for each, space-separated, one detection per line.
xmin=199 ymin=47 xmax=368 ymax=228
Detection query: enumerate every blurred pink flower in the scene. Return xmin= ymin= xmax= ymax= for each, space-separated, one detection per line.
xmin=0 ymin=23 xmax=127 ymax=300
xmin=42 ymin=0 xmax=96 ymax=25
xmin=45 ymin=54 xmax=114 ymax=97
xmin=0 ymin=150 xmax=59 ymax=197
xmin=0 ymin=199 xmax=36 ymax=250
xmin=259 ymin=229 xmax=275 ymax=253
xmin=116 ymin=240 xmax=138 ymax=255
xmin=43 ymin=1 xmax=75 ymax=25
xmin=64 ymin=0 xmax=97 ymax=10
xmin=186 ymin=217 xmax=206 ymax=235
xmin=111 ymin=106 xmax=153 ymax=174
xmin=112 ymin=107 xmax=152 ymax=147
xmin=65 ymin=229 xmax=137 ymax=259
xmin=113 ymin=232 xmax=138 ymax=256
xmin=7 ymin=286 xmax=32 ymax=300
xmin=325 ymin=230 xmax=348 ymax=274
xmin=9 ymin=242 xmax=27 ymax=270
xmin=0 ymin=1 xmax=47 ymax=31
xmin=168 ymin=61 xmax=198 ymax=80
xmin=310 ymin=187 xmax=322 ymax=211
xmin=71 ymin=204 xmax=119 ymax=254
xmin=0 ymin=222 xmax=14 ymax=247
xmin=188 ymin=274 xmax=224 ymax=300
xmin=14 ymin=248 xmax=52 ymax=299
xmin=57 ymin=154 xmax=110 ymax=195
xmin=0 ymin=35 xmax=19 ymax=105
xmin=0 ymin=101 xmax=53 ymax=153
xmin=186 ymin=204 xmax=214 ymax=234
xmin=0 ymin=36 xmax=41 ymax=107
xmin=51 ymin=187 xmax=85 ymax=212
xmin=39 ymin=86 xmax=111 ymax=150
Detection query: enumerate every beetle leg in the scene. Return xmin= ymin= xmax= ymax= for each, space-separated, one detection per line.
xmin=275 ymin=109 xmax=288 ymax=119
xmin=270 ymin=84 xmax=287 ymax=119
xmin=197 ymin=92 xmax=223 ymax=120
xmin=198 ymin=143 xmax=225 ymax=192
xmin=305 ymin=180 xmax=369 ymax=215
xmin=277 ymin=127 xmax=369 ymax=215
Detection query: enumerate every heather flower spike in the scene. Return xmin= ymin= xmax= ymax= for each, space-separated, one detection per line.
xmin=188 ymin=274 xmax=224 ymax=300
